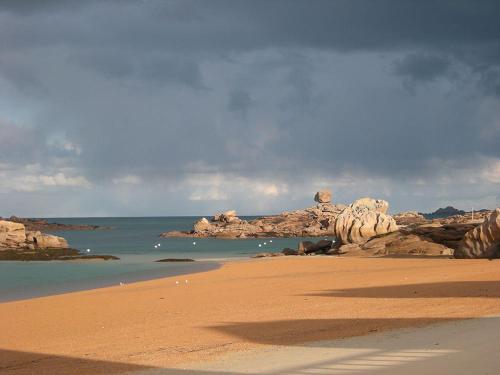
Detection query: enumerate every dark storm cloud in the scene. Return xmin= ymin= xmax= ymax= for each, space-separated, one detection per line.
xmin=393 ymin=53 xmax=452 ymax=83
xmin=1 ymin=0 xmax=500 ymax=215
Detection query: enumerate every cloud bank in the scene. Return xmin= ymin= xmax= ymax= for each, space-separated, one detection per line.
xmin=0 ymin=0 xmax=499 ymax=216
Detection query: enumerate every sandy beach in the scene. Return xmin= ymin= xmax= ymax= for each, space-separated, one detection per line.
xmin=1 ymin=257 xmax=500 ymax=374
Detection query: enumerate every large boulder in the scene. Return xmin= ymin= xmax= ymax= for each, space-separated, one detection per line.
xmin=0 ymin=220 xmax=27 ymax=249
xmin=193 ymin=217 xmax=212 ymax=232
xmin=455 ymin=208 xmax=500 ymax=258
xmin=213 ymin=210 xmax=239 ymax=223
xmin=350 ymin=197 xmax=389 ymax=214
xmin=1 ymin=221 xmax=69 ymax=250
xmin=314 ymin=190 xmax=332 ymax=203
xmin=28 ymin=232 xmax=68 ymax=249
xmin=335 ymin=205 xmax=398 ymax=244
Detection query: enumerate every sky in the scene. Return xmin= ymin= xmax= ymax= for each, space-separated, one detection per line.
xmin=1 ymin=0 xmax=500 ymax=217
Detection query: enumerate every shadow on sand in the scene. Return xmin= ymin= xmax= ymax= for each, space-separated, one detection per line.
xmin=3 ymin=317 xmax=500 ymax=374
xmin=205 ymin=317 xmax=454 ymax=346
xmin=302 ymin=280 xmax=500 ymax=299
xmin=0 ymin=348 xmax=240 ymax=375
xmin=0 ymin=318 xmax=500 ymax=375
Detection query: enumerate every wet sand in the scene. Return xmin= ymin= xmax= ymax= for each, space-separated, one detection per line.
xmin=1 ymin=257 xmax=500 ymax=374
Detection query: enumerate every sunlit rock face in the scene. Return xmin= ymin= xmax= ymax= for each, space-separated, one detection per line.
xmin=455 ymin=208 xmax=500 ymax=259
xmin=0 ymin=220 xmax=68 ymax=250
xmin=334 ymin=204 xmax=398 ymax=245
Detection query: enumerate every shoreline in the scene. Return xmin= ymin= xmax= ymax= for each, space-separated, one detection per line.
xmin=1 ymin=256 xmax=500 ymax=374
xmin=0 ymin=260 xmax=221 ymax=303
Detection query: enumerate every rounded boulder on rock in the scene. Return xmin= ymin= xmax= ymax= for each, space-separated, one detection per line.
xmin=314 ymin=190 xmax=332 ymax=203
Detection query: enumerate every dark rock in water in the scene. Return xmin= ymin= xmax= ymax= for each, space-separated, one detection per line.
xmin=282 ymin=248 xmax=299 ymax=256
xmin=4 ymin=216 xmax=105 ymax=231
xmin=315 ymin=239 xmax=333 ymax=251
xmin=282 ymin=239 xmax=334 ymax=256
xmin=156 ymin=258 xmax=195 ymax=262
xmin=300 ymin=239 xmax=334 ymax=254
xmin=0 ymin=248 xmax=119 ymax=261
xmin=298 ymin=241 xmax=316 ymax=254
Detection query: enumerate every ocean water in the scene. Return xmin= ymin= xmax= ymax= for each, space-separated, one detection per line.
xmin=0 ymin=217 xmax=333 ymax=302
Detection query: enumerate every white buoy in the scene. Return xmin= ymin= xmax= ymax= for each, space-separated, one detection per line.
xmin=86 ymin=249 xmax=91 ymax=252
xmin=270 ymin=240 xmax=273 ymax=243
xmin=157 ymin=243 xmax=161 ymax=247
xmin=263 ymin=242 xmax=267 ymax=245
xmin=154 ymin=245 xmax=158 ymax=249
xmin=258 ymin=244 xmax=262 ymax=247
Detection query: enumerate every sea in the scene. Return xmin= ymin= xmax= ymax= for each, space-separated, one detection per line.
xmin=0 ymin=217 xmax=333 ymax=302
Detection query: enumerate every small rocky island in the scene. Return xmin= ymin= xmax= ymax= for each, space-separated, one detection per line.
xmin=3 ymin=216 xmax=104 ymax=231
xmin=162 ymin=190 xmax=500 ymax=259
xmin=0 ymin=219 xmax=118 ymax=261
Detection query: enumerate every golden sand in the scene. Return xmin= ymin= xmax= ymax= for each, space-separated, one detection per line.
xmin=1 ymin=257 xmax=500 ymax=374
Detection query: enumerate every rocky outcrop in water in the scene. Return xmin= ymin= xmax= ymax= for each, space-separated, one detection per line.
xmin=161 ymin=192 xmax=398 ymax=243
xmin=162 ymin=198 xmax=347 ymax=239
xmin=0 ymin=219 xmax=117 ymax=261
xmin=454 ymin=208 xmax=500 ymax=259
xmin=3 ymin=216 xmax=104 ymax=231
xmin=0 ymin=220 xmax=68 ymax=250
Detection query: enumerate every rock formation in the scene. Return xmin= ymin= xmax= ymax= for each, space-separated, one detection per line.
xmin=3 ymin=216 xmax=103 ymax=231
xmin=163 ymin=191 xmax=499 ymax=260
xmin=334 ymin=205 xmax=398 ymax=244
xmin=162 ymin=197 xmax=346 ymax=238
xmin=0 ymin=219 xmax=118 ymax=261
xmin=0 ymin=219 xmax=68 ymax=251
xmin=336 ymin=231 xmax=454 ymax=257
xmin=314 ymin=190 xmax=332 ymax=203
xmin=193 ymin=217 xmax=212 ymax=232
xmin=162 ymin=191 xmax=398 ymax=244
xmin=454 ymin=208 xmax=500 ymax=258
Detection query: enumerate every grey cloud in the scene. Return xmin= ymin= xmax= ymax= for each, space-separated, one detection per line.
xmin=0 ymin=1 xmax=500 ymax=216
xmin=227 ymin=89 xmax=252 ymax=115
xmin=71 ymin=52 xmax=204 ymax=88
xmin=0 ymin=57 xmax=45 ymax=95
xmin=393 ymin=53 xmax=451 ymax=83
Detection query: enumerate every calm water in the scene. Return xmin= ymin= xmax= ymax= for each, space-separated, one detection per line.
xmin=0 ymin=217 xmax=332 ymax=301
